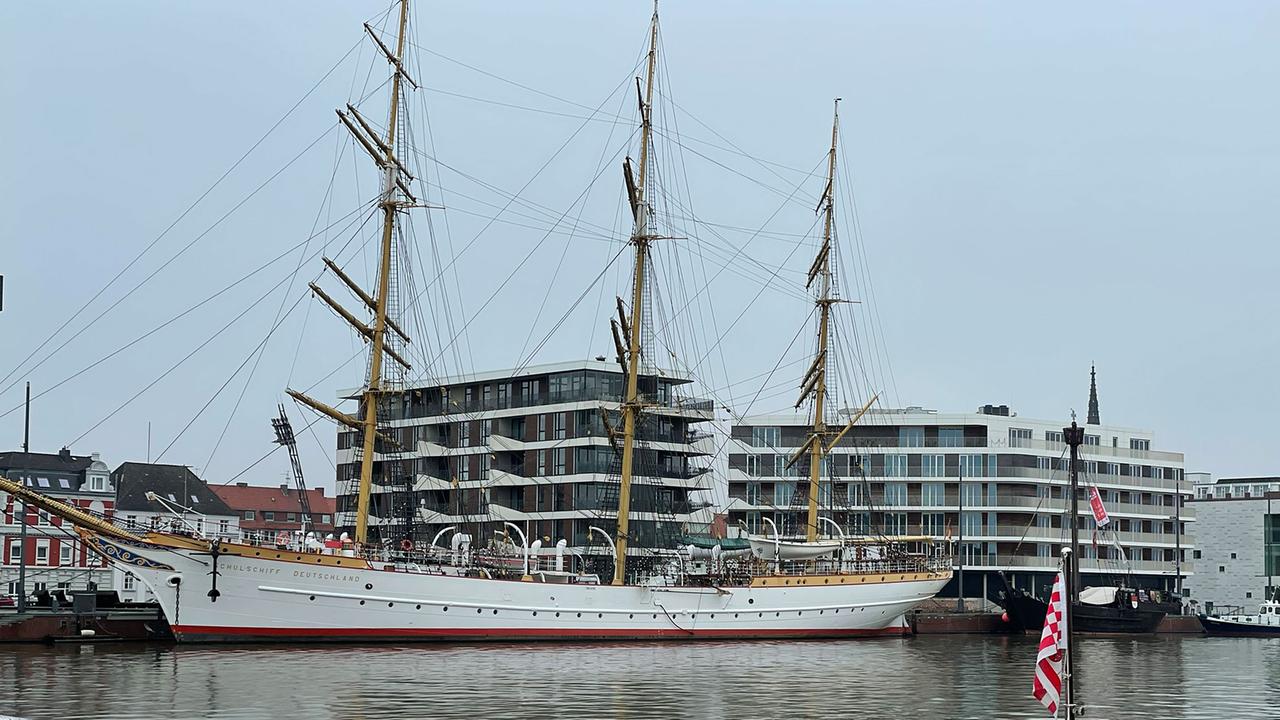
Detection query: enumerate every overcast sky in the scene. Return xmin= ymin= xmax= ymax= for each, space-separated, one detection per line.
xmin=3 ymin=1 xmax=1278 ymax=490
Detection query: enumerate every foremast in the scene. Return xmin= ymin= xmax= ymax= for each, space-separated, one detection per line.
xmin=287 ymin=0 xmax=418 ymax=544
xmin=611 ymin=4 xmax=659 ymax=586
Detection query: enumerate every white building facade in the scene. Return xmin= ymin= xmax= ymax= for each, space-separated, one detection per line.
xmin=725 ymin=405 xmax=1193 ymax=602
xmin=1185 ymin=474 xmax=1280 ymax=613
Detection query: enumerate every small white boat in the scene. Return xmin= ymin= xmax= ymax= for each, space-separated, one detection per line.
xmin=748 ymin=534 xmax=843 ymax=561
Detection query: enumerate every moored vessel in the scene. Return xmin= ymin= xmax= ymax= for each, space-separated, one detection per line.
xmin=0 ymin=0 xmax=950 ymax=643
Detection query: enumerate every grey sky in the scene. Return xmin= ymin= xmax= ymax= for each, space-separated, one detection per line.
xmin=2 ymin=1 xmax=1277 ymax=491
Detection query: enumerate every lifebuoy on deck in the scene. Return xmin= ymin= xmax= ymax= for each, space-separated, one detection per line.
xmin=275 ymin=532 xmax=290 ymax=547
xmin=400 ymin=539 xmax=413 ymax=552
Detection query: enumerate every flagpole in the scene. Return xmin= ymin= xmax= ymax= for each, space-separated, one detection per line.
xmin=1061 ymin=545 xmax=1075 ymax=720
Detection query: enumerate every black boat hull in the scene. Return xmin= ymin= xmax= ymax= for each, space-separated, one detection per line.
xmin=1198 ymin=615 xmax=1280 ymax=637
xmin=995 ymin=574 xmax=1165 ymax=634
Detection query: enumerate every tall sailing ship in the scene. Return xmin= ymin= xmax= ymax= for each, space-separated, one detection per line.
xmin=0 ymin=1 xmax=950 ymax=642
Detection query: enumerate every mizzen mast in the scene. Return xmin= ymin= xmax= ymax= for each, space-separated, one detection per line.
xmin=287 ymin=0 xmax=417 ymax=545
xmin=610 ymin=3 xmax=660 ymax=586
xmin=799 ymin=100 xmax=841 ymax=544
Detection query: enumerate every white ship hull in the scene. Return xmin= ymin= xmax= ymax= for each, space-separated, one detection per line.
xmin=94 ymin=534 xmax=950 ymax=643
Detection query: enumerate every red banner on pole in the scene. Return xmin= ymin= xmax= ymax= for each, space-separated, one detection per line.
xmin=1088 ymin=486 xmax=1110 ymax=527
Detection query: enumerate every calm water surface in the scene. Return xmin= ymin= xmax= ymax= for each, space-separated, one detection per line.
xmin=2 ymin=635 xmax=1278 ymax=719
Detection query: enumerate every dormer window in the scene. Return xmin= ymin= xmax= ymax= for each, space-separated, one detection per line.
xmin=88 ymin=475 xmax=106 ymax=492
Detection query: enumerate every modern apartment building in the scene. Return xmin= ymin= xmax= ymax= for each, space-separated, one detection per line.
xmin=725 ymin=404 xmax=1193 ymax=601
xmin=333 ymin=360 xmax=716 ymax=554
xmin=1185 ymin=473 xmax=1280 ymax=613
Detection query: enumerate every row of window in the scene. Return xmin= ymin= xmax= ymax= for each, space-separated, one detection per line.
xmin=6 ymin=538 xmax=103 ymax=567
xmin=242 ymin=510 xmax=333 ymax=524
xmin=741 ymin=453 xmax=999 ymax=478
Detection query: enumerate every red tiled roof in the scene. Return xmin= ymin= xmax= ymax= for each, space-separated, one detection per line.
xmin=211 ymin=484 xmax=336 ymax=514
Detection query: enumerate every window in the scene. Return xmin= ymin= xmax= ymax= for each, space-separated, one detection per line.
xmin=263 ymin=511 xmax=275 ymax=521
xmin=36 ymin=477 xmax=50 ymax=488
xmin=1084 ymin=434 xmax=1100 ymax=446
xmin=479 ymin=454 xmax=491 ymax=477
xmin=321 ymin=514 xmax=331 ymax=524
xmin=1045 ymin=430 xmax=1064 ymax=445
xmin=850 ymin=454 xmax=872 ymax=476
xmin=921 ymin=513 xmax=946 ymax=536
xmin=287 ymin=513 xmax=297 ymax=523
xmin=960 ymin=512 xmax=982 ymax=537
xmin=536 ymin=450 xmax=546 ymax=476
xmin=123 ymin=573 xmax=135 ymax=591
xmin=243 ymin=510 xmax=255 ymax=521
xmin=9 ymin=539 xmax=20 ymax=563
xmin=1247 ymin=592 xmax=1254 ymax=599
xmin=921 ymin=482 xmax=946 ymax=507
xmin=88 ymin=474 xmax=106 ymax=491
xmin=961 ymin=482 xmax=985 ymax=507
xmin=1036 ymin=456 xmax=1051 ymax=471
xmin=1193 ymin=550 xmax=1202 ymax=559
xmin=87 ymin=550 xmax=100 ymax=566
xmin=458 ymin=458 xmax=471 ymax=482
xmin=847 ymin=482 xmax=864 ymax=506
xmin=751 ymin=426 xmax=781 ymax=448
xmin=775 ymin=482 xmax=796 ymax=507
xmin=482 ymin=384 xmax=492 ymax=407
xmin=35 ymin=540 xmax=49 ymax=566
xmin=537 ymin=415 xmax=547 ymax=441
xmin=884 ymin=513 xmax=908 ymax=535
xmin=58 ymin=478 xmax=71 ymax=489
xmin=1009 ymin=428 xmax=1032 ymax=448
xmin=1231 ymin=552 xmax=1237 ymax=559
xmin=1130 ymin=438 xmax=1151 ymax=452
xmin=938 ymin=428 xmax=964 ymax=448
xmin=745 ymin=482 xmax=761 ymax=505
xmin=884 ymin=455 xmax=908 ymax=477
xmin=883 ymin=482 xmax=907 ymax=506
xmin=459 ymin=422 xmax=471 ymax=447
xmin=497 ymin=383 xmax=509 ymax=408
xmin=958 ymin=454 xmax=985 ymax=478
xmin=898 ymin=427 xmax=924 ymax=448
xmin=552 ymin=449 xmax=566 ymax=476
xmin=921 ymin=455 xmax=945 ymax=478
xmin=1219 ymin=566 xmax=1225 ymax=573
xmin=59 ymin=543 xmax=72 ymax=566
xmin=745 ymin=455 xmax=761 ymax=477
xmin=219 ymin=519 xmax=229 ymax=535
xmin=37 ymin=510 xmax=50 ymax=526
xmin=553 ymin=414 xmax=566 ymax=440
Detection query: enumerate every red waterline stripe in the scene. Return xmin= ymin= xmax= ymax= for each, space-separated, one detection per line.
xmin=171 ymin=625 xmax=909 ymax=639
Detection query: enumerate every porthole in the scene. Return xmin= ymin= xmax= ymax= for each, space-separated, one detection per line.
xmin=308 ymin=595 xmax=315 ymax=601
xmin=443 ymin=606 xmax=449 ymax=612
xmin=254 ymin=552 xmax=261 ymax=557
xmin=710 ymin=614 xmax=715 ymax=619
xmin=556 ymin=612 xmax=561 ymax=617
xmin=748 ymin=598 xmax=755 ymax=604
xmin=734 ymin=613 xmax=739 ymax=618
xmin=797 ymin=611 xmax=802 ymax=616
xmin=388 ymin=602 xmax=394 ymax=608
xmin=416 ymin=604 xmax=421 ymax=610
xmin=775 ymin=612 xmax=780 ymax=617
xmin=477 ymin=608 xmax=483 ymax=614
xmin=359 ymin=600 xmax=366 ymax=606
xmin=758 ymin=613 xmax=763 ymax=618
xmin=315 ymin=559 xmax=322 ymax=563
xmin=493 ymin=609 xmax=498 ymax=615
xmin=365 ymin=583 xmax=374 ymax=590
xmin=597 ymin=613 xmax=603 ymax=619
xmin=628 ymin=614 xmax=634 ymax=619
xmin=576 ymin=612 xmax=582 ymax=618
xmin=652 ymin=614 xmax=657 ymax=619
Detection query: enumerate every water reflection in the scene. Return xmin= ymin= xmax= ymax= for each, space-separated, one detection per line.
xmin=1 ymin=636 xmax=1277 ymax=719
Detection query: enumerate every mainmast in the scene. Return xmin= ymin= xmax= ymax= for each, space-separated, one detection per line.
xmin=287 ymin=0 xmax=418 ymax=545
xmin=610 ymin=4 xmax=659 ymax=586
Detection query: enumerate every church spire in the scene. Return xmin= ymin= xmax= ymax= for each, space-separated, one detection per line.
xmin=1087 ymin=364 xmax=1100 ymax=425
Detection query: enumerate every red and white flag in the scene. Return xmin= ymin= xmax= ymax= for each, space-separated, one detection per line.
xmin=1032 ymin=572 xmax=1068 ymax=716
xmin=1088 ymin=485 xmax=1111 ymax=527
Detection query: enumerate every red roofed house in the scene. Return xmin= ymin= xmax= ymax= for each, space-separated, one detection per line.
xmin=211 ymin=482 xmax=336 ymax=544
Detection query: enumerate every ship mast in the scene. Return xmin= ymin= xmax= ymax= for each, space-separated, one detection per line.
xmin=611 ymin=3 xmax=659 ymax=586
xmin=287 ymin=0 xmax=417 ymax=545
xmin=800 ymin=101 xmax=841 ymax=544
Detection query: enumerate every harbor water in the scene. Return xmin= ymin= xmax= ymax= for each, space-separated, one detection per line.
xmin=1 ymin=634 xmax=1277 ymax=719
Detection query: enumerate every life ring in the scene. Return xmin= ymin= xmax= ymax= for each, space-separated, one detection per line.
xmin=400 ymin=539 xmax=413 ymax=552
xmin=275 ymin=532 xmax=290 ymax=547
